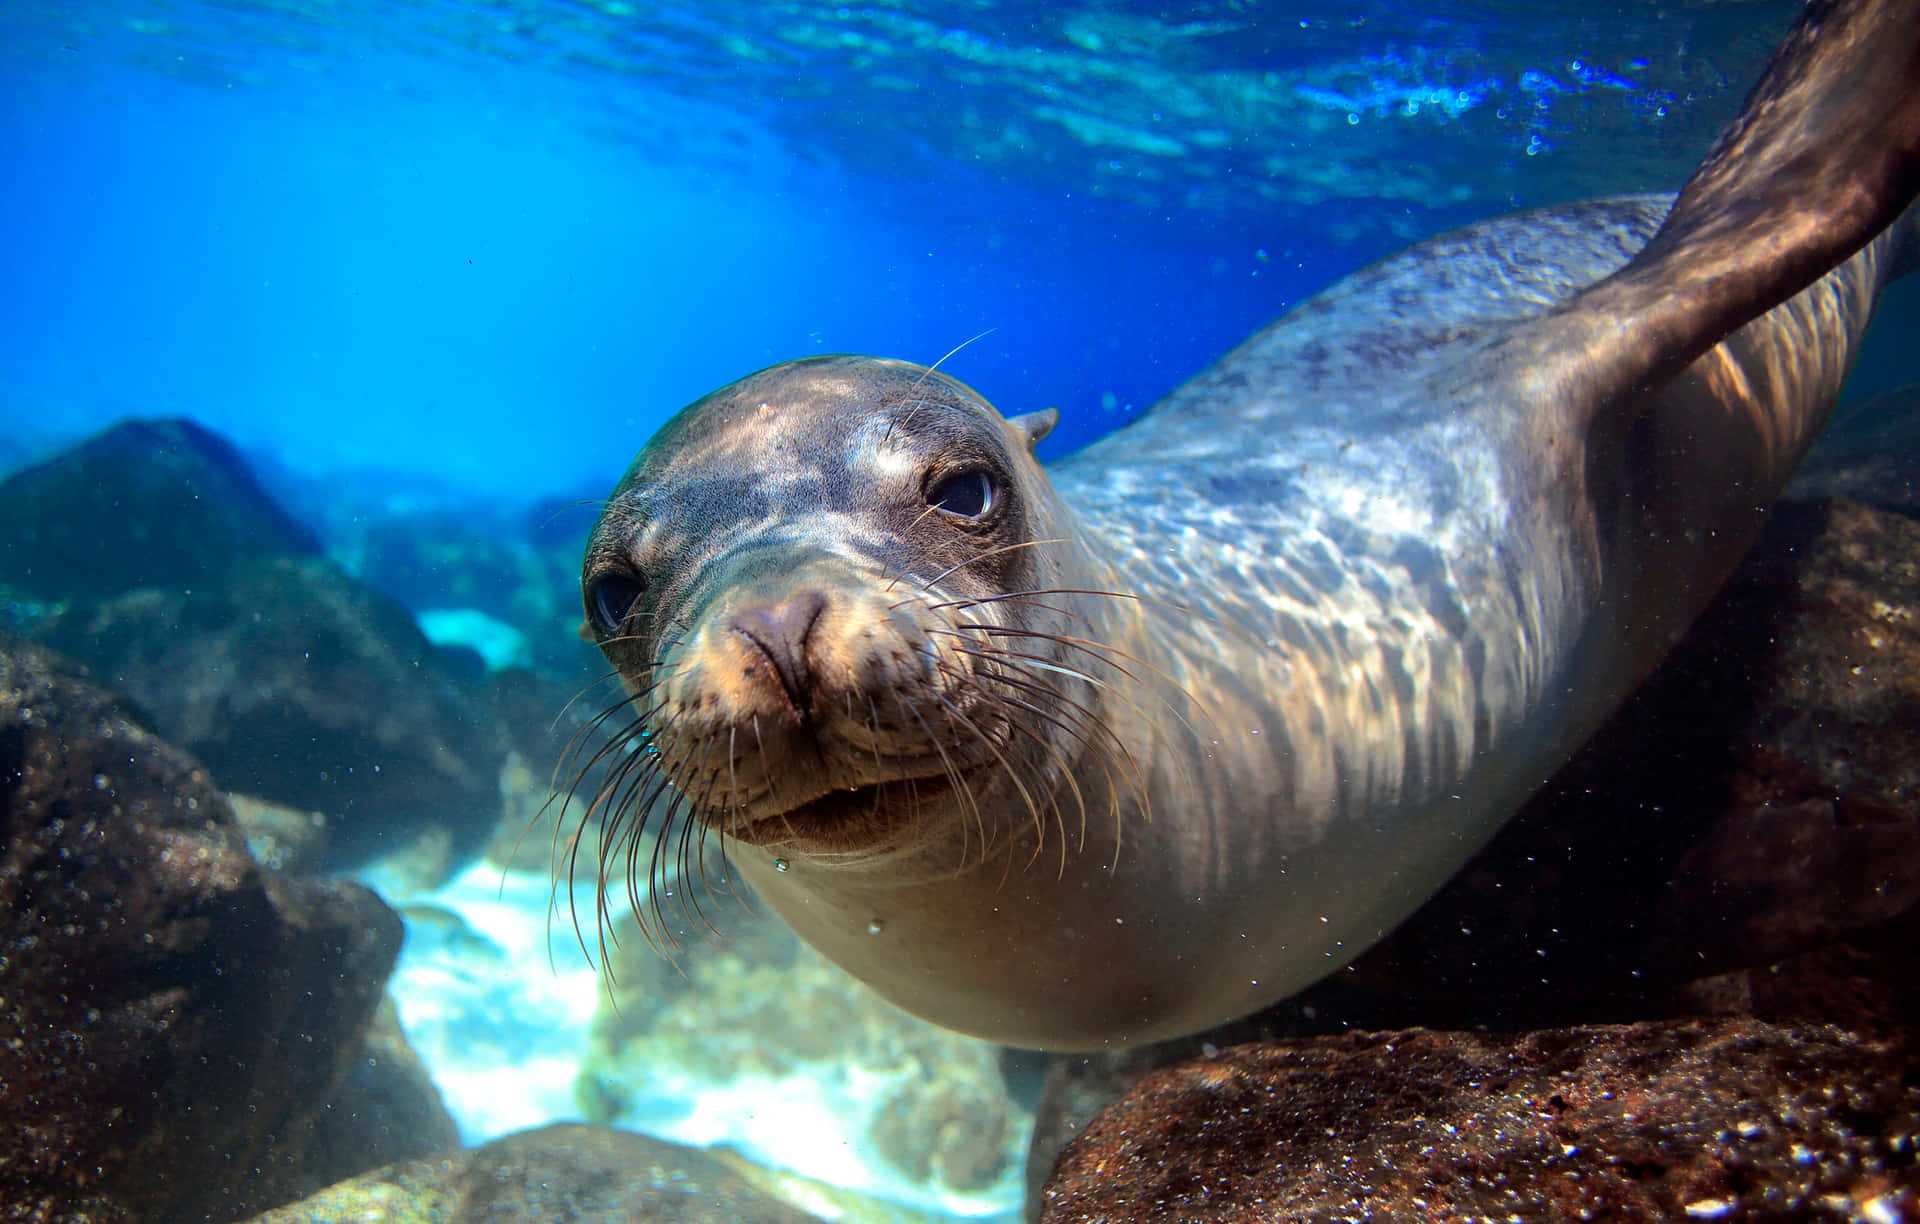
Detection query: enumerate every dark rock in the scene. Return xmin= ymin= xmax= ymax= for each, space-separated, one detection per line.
xmin=0 ymin=634 xmax=404 ymax=1222
xmin=1788 ymin=382 xmax=1920 ymax=516
xmin=453 ymin=1126 xmax=822 ymax=1223
xmin=227 ymin=792 xmax=332 ymax=876
xmin=1039 ymin=1021 xmax=1919 ymax=1223
xmin=303 ymin=999 xmax=462 ymax=1191
xmin=252 ymin=1124 xmax=825 ymax=1223
xmin=0 ymin=418 xmax=320 ymax=602
xmin=355 ymin=509 xmax=544 ymax=628
xmin=344 ymin=501 xmax=598 ymax=677
xmin=35 ymin=555 xmax=508 ymax=869
xmin=1342 ymin=497 xmax=1920 ymax=1019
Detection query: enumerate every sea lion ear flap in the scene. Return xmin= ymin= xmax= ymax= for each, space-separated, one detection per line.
xmin=1008 ymin=407 xmax=1059 ymax=452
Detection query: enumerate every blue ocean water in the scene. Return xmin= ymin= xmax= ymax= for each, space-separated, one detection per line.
xmin=5 ymin=0 xmax=1856 ymax=506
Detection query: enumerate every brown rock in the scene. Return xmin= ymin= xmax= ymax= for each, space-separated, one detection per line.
xmin=1788 ymin=382 xmax=1920 ymax=516
xmin=0 ymin=418 xmax=320 ymax=603
xmin=33 ymin=556 xmax=508 ymax=870
xmin=252 ymin=1125 xmax=825 ymax=1224
xmin=0 ymin=635 xmax=403 ymax=1222
xmin=301 ymin=998 xmax=463 ymax=1197
xmin=1040 ymin=1021 xmax=1919 ymax=1223
xmin=1344 ymin=497 xmax=1920 ymax=1018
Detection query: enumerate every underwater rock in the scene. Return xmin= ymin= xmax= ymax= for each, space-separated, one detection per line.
xmin=356 ymin=509 xmax=543 ymax=626
xmin=1336 ymin=496 xmax=1920 ymax=1017
xmin=0 ymin=634 xmax=404 ymax=1222
xmin=300 ymin=998 xmax=462 ymax=1196
xmin=0 ymin=417 xmax=320 ymax=602
xmin=344 ymin=499 xmax=601 ymax=677
xmin=228 ymin=791 xmax=332 ymax=875
xmin=33 ymin=555 xmax=510 ymax=871
xmin=248 ymin=1124 xmax=825 ymax=1224
xmin=1788 ymin=382 xmax=1920 ymax=517
xmin=1037 ymin=1020 xmax=1919 ymax=1223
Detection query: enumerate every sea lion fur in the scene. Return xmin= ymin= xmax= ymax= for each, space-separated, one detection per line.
xmin=573 ymin=0 xmax=1920 ymax=1050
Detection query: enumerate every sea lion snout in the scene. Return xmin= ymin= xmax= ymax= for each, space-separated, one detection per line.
xmin=643 ymin=560 xmax=1005 ymax=846
xmin=727 ymin=589 xmax=828 ymax=715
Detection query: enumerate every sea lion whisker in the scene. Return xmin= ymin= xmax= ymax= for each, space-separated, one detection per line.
xmin=895 ymin=691 xmax=989 ymax=868
xmin=925 ymin=681 xmax=1050 ymax=866
xmin=931 ymin=594 xmax=1101 ymax=634
xmin=681 ymin=737 xmax=735 ymax=937
xmin=946 ymin=645 xmax=1153 ymax=828
xmin=961 ymin=625 xmax=1205 ymax=741
xmin=930 ymin=633 xmax=1110 ymax=690
xmin=543 ymin=687 xmax=657 ymax=810
xmin=638 ymin=733 xmax=705 ymax=942
xmin=538 ymin=497 xmax=616 ymax=532
xmin=955 ymin=660 xmax=1139 ymax=815
xmin=878 ymin=508 xmax=952 ymax=592
xmin=653 ymin=738 xmax=728 ymax=945
xmin=549 ymin=667 xmax=638 ymax=733
xmin=934 ymin=659 xmax=1100 ymax=868
xmin=634 ymin=785 xmax=693 ymax=960
xmin=884 ymin=329 xmax=997 ymax=444
xmin=746 ymin=713 xmax=804 ymax=847
xmin=539 ymin=697 xmax=666 ymax=919
xmin=910 ymin=537 xmax=1072 ymax=595
xmin=954 ymin=640 xmax=1180 ymax=803
xmin=940 ymin=587 xmax=1214 ymax=632
xmin=893 ymin=694 xmax=979 ymax=865
xmin=618 ymin=729 xmax=720 ymax=960
xmin=553 ymin=818 xmax=600 ymax=974
xmin=726 ymin=724 xmax=744 ymax=829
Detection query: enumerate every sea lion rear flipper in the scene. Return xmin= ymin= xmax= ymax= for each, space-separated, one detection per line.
xmin=1533 ymin=0 xmax=1920 ymax=430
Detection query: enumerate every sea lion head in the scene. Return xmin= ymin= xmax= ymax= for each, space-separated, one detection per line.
xmin=579 ymin=355 xmax=1128 ymax=889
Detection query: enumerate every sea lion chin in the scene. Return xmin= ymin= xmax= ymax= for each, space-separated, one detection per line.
xmin=573 ymin=0 xmax=1920 ymax=1052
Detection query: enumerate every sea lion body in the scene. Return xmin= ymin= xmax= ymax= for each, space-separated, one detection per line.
xmin=581 ymin=0 xmax=1920 ymax=1050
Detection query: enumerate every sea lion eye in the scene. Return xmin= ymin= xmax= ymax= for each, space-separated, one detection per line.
xmin=586 ymin=570 xmax=648 ymax=636
xmin=927 ymin=469 xmax=996 ymax=520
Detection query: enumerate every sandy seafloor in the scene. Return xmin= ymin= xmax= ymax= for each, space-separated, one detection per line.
xmin=367 ymin=855 xmax=1033 ymax=1219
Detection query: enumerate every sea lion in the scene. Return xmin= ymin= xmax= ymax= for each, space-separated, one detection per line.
xmin=575 ymin=0 xmax=1920 ymax=1050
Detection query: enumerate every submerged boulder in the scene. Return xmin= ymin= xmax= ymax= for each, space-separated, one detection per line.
xmin=1 ymin=418 xmax=515 ymax=872
xmin=1039 ymin=1020 xmax=1918 ymax=1223
xmin=0 ymin=417 xmax=320 ymax=601
xmin=34 ymin=555 xmax=509 ymax=867
xmin=1788 ymin=381 xmax=1920 ymax=516
xmin=251 ymin=1125 xmax=826 ymax=1224
xmin=0 ymin=635 xmax=405 ymax=1222
xmin=1340 ymin=495 xmax=1920 ymax=1016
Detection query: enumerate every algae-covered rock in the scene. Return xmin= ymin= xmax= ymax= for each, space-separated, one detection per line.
xmin=1040 ymin=1020 xmax=1918 ymax=1223
xmin=0 ymin=417 xmax=320 ymax=601
xmin=250 ymin=1125 xmax=824 ymax=1224
xmin=34 ymin=555 xmax=508 ymax=870
xmin=0 ymin=634 xmax=403 ymax=1221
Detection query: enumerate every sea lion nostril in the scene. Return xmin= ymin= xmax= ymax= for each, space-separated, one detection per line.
xmin=730 ymin=590 xmax=829 ymax=711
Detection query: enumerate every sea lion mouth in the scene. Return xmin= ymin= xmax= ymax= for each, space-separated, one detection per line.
xmin=721 ymin=768 xmax=973 ymax=849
